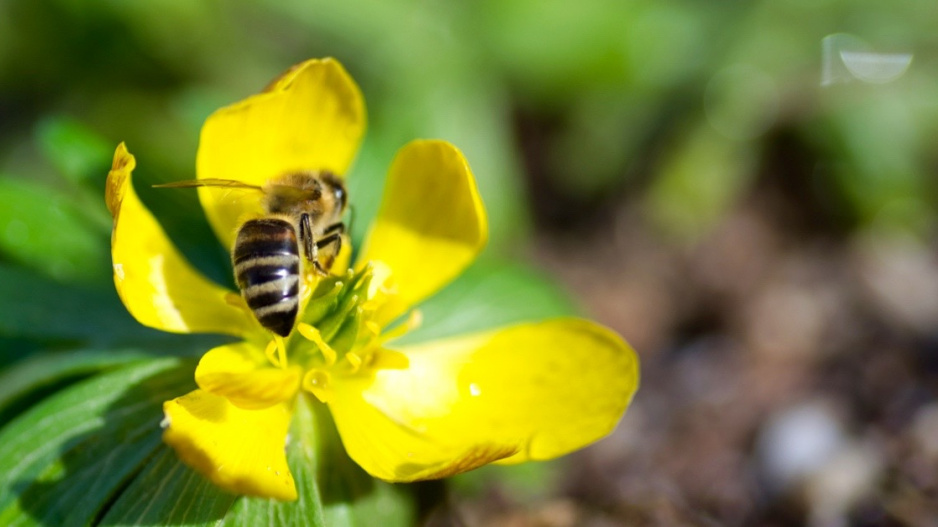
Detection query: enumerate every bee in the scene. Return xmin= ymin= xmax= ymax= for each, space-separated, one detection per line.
xmin=155 ymin=171 xmax=347 ymax=337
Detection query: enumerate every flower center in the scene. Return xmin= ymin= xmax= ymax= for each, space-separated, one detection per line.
xmin=267 ymin=263 xmax=417 ymax=402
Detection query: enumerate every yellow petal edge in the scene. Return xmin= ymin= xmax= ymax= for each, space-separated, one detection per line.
xmin=357 ymin=140 xmax=487 ymax=325
xmin=163 ymin=390 xmax=297 ymax=501
xmin=196 ymin=58 xmax=366 ymax=249
xmin=328 ymin=318 xmax=639 ymax=481
xmin=107 ymin=143 xmax=251 ymax=336
xmin=194 ymin=342 xmax=301 ymax=410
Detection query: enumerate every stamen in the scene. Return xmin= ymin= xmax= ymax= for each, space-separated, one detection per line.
xmin=408 ymin=309 xmax=423 ymax=329
xmin=262 ymin=336 xmax=288 ymax=368
xmin=275 ymin=335 xmax=287 ymax=368
xmin=224 ymin=292 xmax=245 ymax=308
xmin=366 ymin=261 xmax=396 ymax=297
xmin=264 ymin=339 xmax=282 ymax=368
xmin=346 ymin=352 xmax=362 ymax=373
xmin=353 ymin=309 xmax=423 ymax=371
xmin=297 ymin=323 xmax=337 ymax=365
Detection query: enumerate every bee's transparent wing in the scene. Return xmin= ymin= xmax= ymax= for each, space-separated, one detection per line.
xmin=154 ymin=179 xmax=268 ymax=238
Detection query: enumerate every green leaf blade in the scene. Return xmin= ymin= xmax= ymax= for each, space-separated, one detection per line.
xmin=0 ymin=178 xmax=108 ymax=284
xmin=222 ymin=395 xmax=416 ymax=527
xmin=397 ymin=258 xmax=578 ymax=346
xmin=100 ymin=447 xmax=236 ymax=527
xmin=0 ymin=358 xmax=194 ymax=526
xmin=0 ymin=348 xmax=153 ymax=421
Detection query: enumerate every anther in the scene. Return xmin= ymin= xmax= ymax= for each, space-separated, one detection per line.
xmin=346 ymin=352 xmax=362 ymax=373
xmin=407 ymin=309 xmax=423 ymax=330
xmin=224 ymin=293 xmax=244 ymax=307
xmin=264 ymin=339 xmax=280 ymax=368
xmin=297 ymin=323 xmax=337 ymax=365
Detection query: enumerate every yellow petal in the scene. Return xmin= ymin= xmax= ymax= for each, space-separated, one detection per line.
xmin=195 ymin=342 xmax=301 ymax=410
xmin=196 ymin=58 xmax=366 ymax=249
xmin=108 ymin=143 xmax=253 ymax=336
xmin=163 ymin=390 xmax=296 ymax=501
xmin=328 ymin=319 xmax=638 ymax=481
xmin=357 ymin=140 xmax=487 ymax=325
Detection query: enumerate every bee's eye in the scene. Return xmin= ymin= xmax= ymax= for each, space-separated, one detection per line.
xmin=319 ymin=171 xmax=346 ymax=210
xmin=333 ymin=186 xmax=346 ymax=209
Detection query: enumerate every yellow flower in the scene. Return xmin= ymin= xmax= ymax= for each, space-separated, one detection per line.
xmin=106 ymin=58 xmax=639 ymax=502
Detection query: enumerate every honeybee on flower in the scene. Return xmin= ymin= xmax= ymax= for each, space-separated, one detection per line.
xmin=107 ymin=58 xmax=639 ymax=501
xmin=154 ymin=171 xmax=349 ymax=337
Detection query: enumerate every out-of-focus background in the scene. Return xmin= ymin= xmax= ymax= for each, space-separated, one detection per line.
xmin=1 ymin=1 xmax=937 ymax=525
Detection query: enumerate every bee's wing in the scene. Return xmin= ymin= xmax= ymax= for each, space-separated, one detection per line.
xmin=153 ymin=179 xmax=263 ymax=190
xmin=154 ymin=179 xmax=267 ymax=224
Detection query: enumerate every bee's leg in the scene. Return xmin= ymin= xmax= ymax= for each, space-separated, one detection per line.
xmin=316 ymin=233 xmax=342 ymax=250
xmin=312 ymin=232 xmax=342 ymax=275
xmin=299 ymin=213 xmax=315 ymax=262
xmin=323 ymin=222 xmax=345 ymax=235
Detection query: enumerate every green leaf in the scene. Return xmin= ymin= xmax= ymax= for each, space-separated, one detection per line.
xmin=0 ymin=263 xmax=117 ymax=339
xmin=452 ymin=459 xmax=563 ymax=503
xmin=647 ymin=125 xmax=755 ymax=240
xmin=36 ymin=116 xmax=112 ymax=187
xmin=396 ymin=258 xmax=578 ymax=346
xmin=221 ymin=395 xmax=415 ymax=527
xmin=1 ymin=358 xmax=416 ymax=525
xmin=0 ymin=178 xmax=109 ymax=283
xmin=0 ymin=358 xmax=194 ymax=526
xmin=101 ymin=393 xmax=416 ymax=526
xmin=99 ymin=447 xmax=237 ymax=525
xmin=0 ymin=263 xmax=223 ymax=354
xmin=0 ymin=348 xmax=153 ymax=422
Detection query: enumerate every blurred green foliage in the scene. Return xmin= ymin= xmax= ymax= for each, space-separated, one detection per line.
xmin=0 ymin=0 xmax=936 ymax=522
xmin=4 ymin=0 xmax=937 ymax=247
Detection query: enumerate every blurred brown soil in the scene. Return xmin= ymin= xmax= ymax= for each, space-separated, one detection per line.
xmin=451 ymin=145 xmax=938 ymax=526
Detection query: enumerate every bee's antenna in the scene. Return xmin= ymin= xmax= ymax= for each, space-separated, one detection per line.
xmin=152 ymin=179 xmax=263 ymax=190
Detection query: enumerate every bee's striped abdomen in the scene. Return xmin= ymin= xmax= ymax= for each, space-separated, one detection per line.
xmin=233 ymin=218 xmax=300 ymax=337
